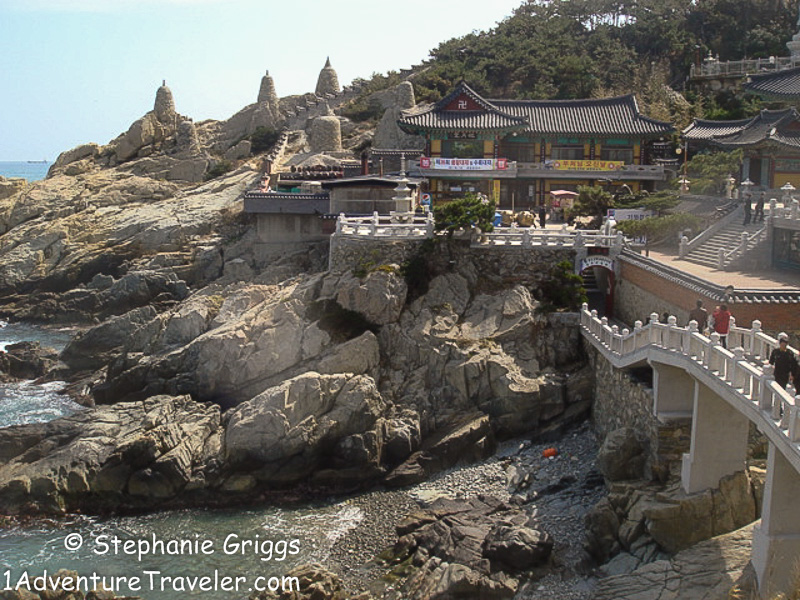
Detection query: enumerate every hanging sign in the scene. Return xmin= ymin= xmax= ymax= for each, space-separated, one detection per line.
xmin=420 ymin=157 xmax=509 ymax=171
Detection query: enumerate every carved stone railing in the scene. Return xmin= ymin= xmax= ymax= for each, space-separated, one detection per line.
xmin=690 ymin=56 xmax=800 ymax=79
xmin=476 ymin=227 xmax=626 ymax=249
xmin=335 ymin=212 xmax=434 ymax=238
xmin=719 ymin=224 xmax=769 ymax=269
xmin=580 ymin=305 xmax=800 ymax=471
xmin=679 ymin=205 xmax=743 ymax=258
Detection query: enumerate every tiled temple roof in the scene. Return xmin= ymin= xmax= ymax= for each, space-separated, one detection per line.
xmin=744 ymin=66 xmax=800 ymax=100
xmin=397 ymin=81 xmax=673 ymax=138
xmin=683 ymin=109 xmax=800 ymax=150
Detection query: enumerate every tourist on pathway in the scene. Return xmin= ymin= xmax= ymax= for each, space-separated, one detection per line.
xmin=769 ymin=333 xmax=798 ymax=389
xmin=689 ymin=299 xmax=708 ymax=332
xmin=711 ymin=304 xmax=732 ymax=348
xmin=539 ymin=206 xmax=546 ymax=228
xmin=742 ymin=193 xmax=752 ymax=225
xmin=754 ymin=192 xmax=766 ymax=222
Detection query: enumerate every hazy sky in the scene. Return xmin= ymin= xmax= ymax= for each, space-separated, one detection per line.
xmin=0 ymin=0 xmax=523 ymax=161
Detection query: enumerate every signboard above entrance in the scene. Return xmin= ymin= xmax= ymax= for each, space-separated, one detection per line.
xmin=420 ymin=157 xmax=509 ymax=171
xmin=551 ymin=160 xmax=624 ymax=171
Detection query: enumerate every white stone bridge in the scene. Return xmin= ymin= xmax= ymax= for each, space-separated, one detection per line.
xmin=580 ymin=307 xmax=800 ymax=596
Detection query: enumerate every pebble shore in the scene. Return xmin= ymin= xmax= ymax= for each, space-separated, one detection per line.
xmin=327 ymin=421 xmax=605 ymax=599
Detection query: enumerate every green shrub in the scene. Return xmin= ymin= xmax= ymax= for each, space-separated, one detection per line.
xmin=205 ymin=160 xmax=233 ymax=181
xmin=249 ymin=126 xmax=281 ymax=154
xmin=433 ymin=193 xmax=496 ymax=236
xmin=537 ymin=261 xmax=587 ymax=312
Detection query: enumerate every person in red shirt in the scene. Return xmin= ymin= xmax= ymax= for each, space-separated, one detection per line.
xmin=712 ymin=304 xmax=732 ymax=348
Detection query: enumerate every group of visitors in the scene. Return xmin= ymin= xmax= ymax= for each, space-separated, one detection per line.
xmin=742 ymin=191 xmax=766 ymax=225
xmin=688 ymin=299 xmax=798 ymax=389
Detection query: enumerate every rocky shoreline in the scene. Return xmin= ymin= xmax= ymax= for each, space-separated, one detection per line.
xmin=322 ymin=421 xmax=603 ymax=600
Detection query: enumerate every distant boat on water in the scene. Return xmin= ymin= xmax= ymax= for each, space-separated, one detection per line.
xmin=27 ymin=160 xmax=48 ymax=164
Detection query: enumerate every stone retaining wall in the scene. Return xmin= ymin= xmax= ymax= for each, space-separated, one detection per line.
xmin=329 ymin=235 xmax=576 ymax=291
xmin=328 ymin=234 xmax=425 ymax=273
xmin=586 ymin=342 xmax=690 ymax=481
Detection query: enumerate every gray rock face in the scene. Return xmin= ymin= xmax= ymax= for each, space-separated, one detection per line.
xmin=50 ymin=143 xmax=100 ymax=174
xmin=584 ymin=470 xmax=757 ymax=570
xmin=0 ymin=395 xmax=221 ymax=513
xmin=257 ymin=70 xmax=280 ymax=118
xmin=373 ymin=82 xmax=426 ymax=150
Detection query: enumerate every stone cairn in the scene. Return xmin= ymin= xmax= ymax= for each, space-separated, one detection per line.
xmin=257 ymin=70 xmax=280 ymax=117
xmin=154 ymin=80 xmax=176 ymax=125
xmin=315 ymin=57 xmax=341 ymax=97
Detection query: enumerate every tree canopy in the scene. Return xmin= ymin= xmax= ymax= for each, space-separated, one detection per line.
xmin=349 ymin=0 xmax=794 ymax=128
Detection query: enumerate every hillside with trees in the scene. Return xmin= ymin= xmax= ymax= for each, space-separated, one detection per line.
xmin=350 ymin=0 xmax=796 ymax=129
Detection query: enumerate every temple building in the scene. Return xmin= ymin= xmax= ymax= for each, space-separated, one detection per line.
xmin=683 ymin=108 xmax=800 ymax=189
xmin=396 ymin=81 xmax=674 ymax=208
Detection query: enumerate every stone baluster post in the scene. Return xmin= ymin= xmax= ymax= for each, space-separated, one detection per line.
xmin=732 ymin=347 xmax=747 ymax=390
xmin=649 ymin=312 xmax=660 ymax=345
xmin=769 ymin=198 xmax=777 ymax=222
xmin=574 ymin=231 xmax=584 ymax=248
xmin=718 ymin=247 xmax=726 ymax=270
xmin=523 ymin=228 xmax=532 ymax=247
xmin=667 ymin=315 xmax=678 ymax=350
xmin=426 ymin=213 xmax=434 ymax=238
xmin=792 ymin=198 xmax=799 ymax=220
xmin=679 ymin=235 xmax=689 ymax=258
xmin=621 ymin=328 xmax=630 ymax=353
xmin=759 ymin=364 xmax=775 ymax=411
xmin=336 ymin=212 xmax=345 ymax=234
xmin=687 ymin=320 xmax=699 ymax=357
xmin=634 ymin=320 xmax=643 ymax=350
xmin=740 ymin=231 xmax=749 ymax=256
xmin=707 ymin=332 xmax=721 ymax=372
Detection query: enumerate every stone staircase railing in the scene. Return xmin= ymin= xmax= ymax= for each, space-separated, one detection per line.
xmin=679 ymin=205 xmax=743 ymax=258
xmin=580 ymin=305 xmax=800 ymax=469
xmin=690 ymin=56 xmax=800 ymax=79
xmin=719 ymin=224 xmax=769 ymax=269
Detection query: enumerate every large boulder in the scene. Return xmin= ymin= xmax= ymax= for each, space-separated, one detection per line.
xmin=385 ymin=413 xmax=496 ymax=487
xmin=224 ymin=372 xmax=391 ymax=485
xmin=596 ymin=428 xmax=648 ymax=481
xmin=391 ymin=496 xmax=549 ymax=600
xmin=335 ymin=268 xmax=408 ymax=325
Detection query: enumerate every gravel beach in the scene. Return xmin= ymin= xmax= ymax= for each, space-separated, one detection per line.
xmin=326 ymin=421 xmax=605 ymax=599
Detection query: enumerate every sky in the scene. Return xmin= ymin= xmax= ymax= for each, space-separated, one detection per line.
xmin=0 ymin=0 xmax=524 ymax=161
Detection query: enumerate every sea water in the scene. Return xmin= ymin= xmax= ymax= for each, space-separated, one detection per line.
xmin=0 ymin=324 xmax=364 ymax=599
xmin=0 ymin=161 xmax=50 ymax=182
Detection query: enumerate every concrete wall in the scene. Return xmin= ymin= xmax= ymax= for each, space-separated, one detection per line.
xmin=329 ymin=185 xmax=408 ymax=215
xmin=256 ymin=214 xmax=328 ymax=244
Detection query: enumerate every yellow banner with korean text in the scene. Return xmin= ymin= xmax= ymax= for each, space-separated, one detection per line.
xmin=551 ymin=160 xmax=623 ymax=171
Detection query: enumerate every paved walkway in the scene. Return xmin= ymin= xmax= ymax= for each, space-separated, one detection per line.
xmin=645 ymin=248 xmax=800 ymax=290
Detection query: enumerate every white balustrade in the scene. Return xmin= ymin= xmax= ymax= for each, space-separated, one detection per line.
xmin=580 ymin=305 xmax=800 ymax=460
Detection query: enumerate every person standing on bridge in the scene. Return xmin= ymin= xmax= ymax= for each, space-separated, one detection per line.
xmin=712 ymin=304 xmax=732 ymax=348
xmin=769 ymin=333 xmax=798 ymax=389
xmin=689 ymin=299 xmax=708 ymax=332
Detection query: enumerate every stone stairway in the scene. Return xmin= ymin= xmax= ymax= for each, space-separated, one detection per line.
xmin=681 ymin=218 xmax=767 ymax=268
